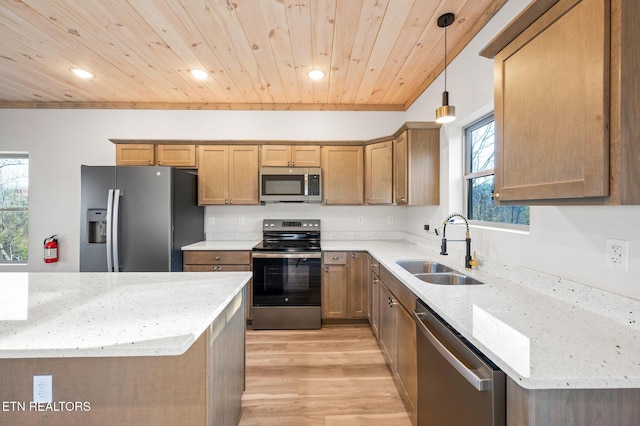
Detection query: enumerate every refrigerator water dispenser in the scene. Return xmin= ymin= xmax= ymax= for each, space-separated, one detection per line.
xmin=87 ymin=209 xmax=107 ymax=244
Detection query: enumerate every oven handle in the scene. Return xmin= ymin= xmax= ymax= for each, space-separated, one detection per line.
xmin=252 ymin=252 xmax=322 ymax=259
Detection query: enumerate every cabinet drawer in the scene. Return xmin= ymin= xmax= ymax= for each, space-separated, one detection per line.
xmin=183 ymin=251 xmax=250 ymax=265
xmin=184 ymin=264 xmax=251 ymax=272
xmin=323 ymin=252 xmax=347 ymax=265
xmin=380 ymin=265 xmax=416 ymax=312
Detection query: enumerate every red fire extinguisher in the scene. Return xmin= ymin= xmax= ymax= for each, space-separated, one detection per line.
xmin=44 ymin=235 xmax=58 ymax=263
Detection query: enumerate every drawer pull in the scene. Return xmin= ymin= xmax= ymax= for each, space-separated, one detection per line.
xmin=333 ymin=256 xmax=339 ymax=260
xmin=214 ymin=256 xmax=221 ymax=261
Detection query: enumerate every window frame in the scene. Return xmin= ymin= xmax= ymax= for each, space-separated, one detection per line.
xmin=463 ymin=114 xmax=529 ymax=231
xmin=0 ymin=152 xmax=29 ymax=264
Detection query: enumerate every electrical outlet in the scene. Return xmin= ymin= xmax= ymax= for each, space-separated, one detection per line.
xmin=357 ymin=216 xmax=364 ymax=225
xmin=206 ymin=216 xmax=214 ymax=226
xmin=387 ymin=215 xmax=394 ymax=225
xmin=238 ymin=216 xmax=245 ymax=225
xmin=33 ymin=375 xmax=52 ymax=403
xmin=605 ymin=238 xmax=629 ymax=271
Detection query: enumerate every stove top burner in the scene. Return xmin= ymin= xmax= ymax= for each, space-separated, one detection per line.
xmin=253 ymin=219 xmax=321 ymax=253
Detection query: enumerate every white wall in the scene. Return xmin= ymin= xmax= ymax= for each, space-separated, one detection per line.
xmin=1 ymin=0 xmax=638 ymax=301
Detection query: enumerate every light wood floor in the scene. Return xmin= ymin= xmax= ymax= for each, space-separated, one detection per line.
xmin=238 ymin=325 xmax=411 ymax=426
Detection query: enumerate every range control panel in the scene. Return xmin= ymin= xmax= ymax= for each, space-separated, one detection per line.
xmin=262 ymin=219 xmax=321 ymax=231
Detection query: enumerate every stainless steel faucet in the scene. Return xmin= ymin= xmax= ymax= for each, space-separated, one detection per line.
xmin=437 ymin=213 xmax=476 ymax=269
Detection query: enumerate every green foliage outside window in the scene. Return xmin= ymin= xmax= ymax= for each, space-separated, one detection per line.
xmin=465 ymin=116 xmax=529 ymax=226
xmin=0 ymin=155 xmax=29 ymax=262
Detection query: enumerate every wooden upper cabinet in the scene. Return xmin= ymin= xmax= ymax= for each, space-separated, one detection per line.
xmin=365 ymin=141 xmax=393 ymax=204
xmin=198 ymin=146 xmax=229 ymax=205
xmin=156 ymin=145 xmax=197 ymax=168
xmin=260 ymin=145 xmax=320 ymax=167
xmin=197 ymin=145 xmax=259 ymax=205
xmin=321 ymin=146 xmax=364 ymax=205
xmin=482 ymin=0 xmax=640 ymax=204
xmin=116 ymin=144 xmax=154 ymax=166
xmin=228 ymin=146 xmax=259 ymax=205
xmin=292 ymin=145 xmax=321 ymax=167
xmin=393 ymin=128 xmax=440 ymax=205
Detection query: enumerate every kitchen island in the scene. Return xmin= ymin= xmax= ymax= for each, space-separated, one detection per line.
xmin=0 ymin=271 xmax=250 ymax=426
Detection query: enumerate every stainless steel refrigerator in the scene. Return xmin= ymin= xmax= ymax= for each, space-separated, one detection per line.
xmin=80 ymin=166 xmax=204 ymax=272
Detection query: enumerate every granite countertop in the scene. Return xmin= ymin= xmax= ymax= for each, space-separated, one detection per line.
xmin=0 ymin=272 xmax=251 ymax=358
xmin=322 ymin=240 xmax=640 ymax=390
xmin=182 ymin=240 xmax=260 ymax=251
xmin=184 ymin=238 xmax=640 ymax=390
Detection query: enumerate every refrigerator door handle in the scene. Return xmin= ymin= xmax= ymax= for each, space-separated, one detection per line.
xmin=112 ymin=189 xmax=121 ymax=272
xmin=106 ymin=189 xmax=114 ymax=272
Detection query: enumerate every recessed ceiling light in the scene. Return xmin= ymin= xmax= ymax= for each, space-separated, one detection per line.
xmin=307 ymin=69 xmax=325 ymax=80
xmin=190 ymin=69 xmax=209 ymax=80
xmin=70 ymin=67 xmax=94 ymax=79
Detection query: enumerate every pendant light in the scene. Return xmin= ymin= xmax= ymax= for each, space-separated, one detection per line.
xmin=435 ymin=13 xmax=456 ymax=124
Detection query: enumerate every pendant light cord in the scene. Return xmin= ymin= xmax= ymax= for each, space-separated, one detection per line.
xmin=444 ymin=23 xmax=448 ymax=92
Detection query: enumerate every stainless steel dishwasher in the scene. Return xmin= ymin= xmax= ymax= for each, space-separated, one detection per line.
xmin=413 ymin=299 xmax=506 ymax=426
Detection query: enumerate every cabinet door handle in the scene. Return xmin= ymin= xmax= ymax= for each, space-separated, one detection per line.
xmin=351 ymin=253 xmax=356 ymax=259
xmin=325 ymin=266 xmax=329 ymax=273
xmin=373 ymin=278 xmax=379 ymax=284
xmin=214 ymin=256 xmax=221 ymax=261
xmin=217 ymin=266 xmax=222 ymax=271
xmin=333 ymin=256 xmax=339 ymax=260
xmin=229 ymin=199 xmax=233 ymax=205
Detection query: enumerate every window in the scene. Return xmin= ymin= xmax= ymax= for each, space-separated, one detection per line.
xmin=0 ymin=154 xmax=29 ymax=262
xmin=464 ymin=115 xmax=529 ymax=226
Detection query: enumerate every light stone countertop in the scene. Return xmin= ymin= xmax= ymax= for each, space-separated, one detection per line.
xmin=0 ymin=272 xmax=251 ymax=359
xmin=183 ymin=238 xmax=640 ymax=389
xmin=182 ymin=240 xmax=260 ymax=251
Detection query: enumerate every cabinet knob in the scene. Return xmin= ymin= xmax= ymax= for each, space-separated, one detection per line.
xmin=373 ymin=278 xmax=379 ymax=283
xmin=148 ymin=160 xmax=153 ymax=166
xmin=494 ymin=192 xmax=500 ymax=199
xmin=333 ymin=256 xmax=339 ymax=260
xmin=214 ymin=256 xmax=221 ymax=261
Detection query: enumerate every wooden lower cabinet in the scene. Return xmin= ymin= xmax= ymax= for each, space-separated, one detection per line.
xmin=322 ymin=251 xmax=369 ymax=320
xmin=377 ymin=263 xmax=418 ymax=424
xmin=507 ymin=377 xmax=640 ymax=426
xmin=183 ymin=250 xmax=253 ymax=320
xmin=379 ymin=282 xmax=398 ymax=365
xmin=369 ymin=260 xmax=381 ymax=338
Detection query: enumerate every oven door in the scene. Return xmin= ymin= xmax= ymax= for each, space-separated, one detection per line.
xmin=252 ymin=252 xmax=321 ymax=306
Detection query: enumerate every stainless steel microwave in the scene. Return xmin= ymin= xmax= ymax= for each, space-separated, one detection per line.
xmin=259 ymin=167 xmax=322 ymax=203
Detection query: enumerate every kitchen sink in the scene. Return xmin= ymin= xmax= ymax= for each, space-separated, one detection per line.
xmin=396 ymin=260 xmax=484 ymax=285
xmin=414 ymin=273 xmax=483 ymax=286
xmin=395 ymin=260 xmax=454 ymax=274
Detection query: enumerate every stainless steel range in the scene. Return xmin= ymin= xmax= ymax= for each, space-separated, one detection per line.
xmin=252 ymin=219 xmax=322 ymax=329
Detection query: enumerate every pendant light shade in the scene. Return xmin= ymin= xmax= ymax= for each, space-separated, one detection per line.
xmin=435 ymin=13 xmax=456 ymax=124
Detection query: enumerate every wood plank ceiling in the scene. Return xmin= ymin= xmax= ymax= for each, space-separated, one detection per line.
xmin=0 ymin=0 xmax=507 ymax=110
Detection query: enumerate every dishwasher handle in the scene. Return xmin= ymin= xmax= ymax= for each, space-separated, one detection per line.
xmin=412 ymin=309 xmax=492 ymax=392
